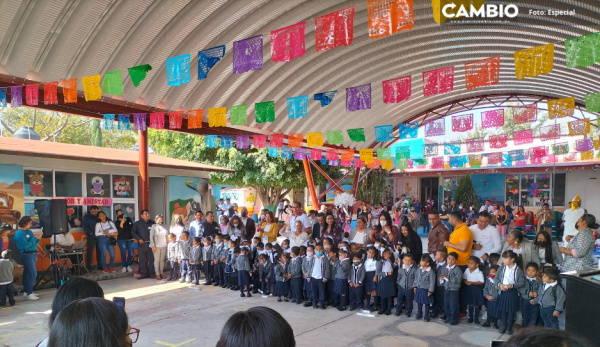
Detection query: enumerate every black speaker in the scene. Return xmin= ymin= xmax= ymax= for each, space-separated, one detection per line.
xmin=34 ymin=199 xmax=69 ymax=238
xmin=34 ymin=199 xmax=52 ymax=238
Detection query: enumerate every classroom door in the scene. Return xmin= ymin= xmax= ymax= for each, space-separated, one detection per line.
xmin=420 ymin=177 xmax=439 ymax=205
xmin=149 ymin=177 xmax=166 ymax=222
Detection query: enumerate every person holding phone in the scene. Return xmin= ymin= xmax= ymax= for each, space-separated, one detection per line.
xmin=14 ymin=216 xmax=42 ymax=301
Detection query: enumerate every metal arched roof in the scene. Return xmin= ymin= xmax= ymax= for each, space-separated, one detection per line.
xmin=0 ymin=0 xmax=598 ymax=149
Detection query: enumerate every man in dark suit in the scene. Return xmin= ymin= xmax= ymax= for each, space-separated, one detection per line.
xmin=312 ymin=212 xmax=325 ymax=240
xmin=240 ymin=207 xmax=256 ymax=239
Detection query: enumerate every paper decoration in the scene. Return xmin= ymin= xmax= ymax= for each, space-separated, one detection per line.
xmin=398 ymin=121 xmax=418 ymax=139
xmin=481 ymin=109 xmax=504 ymax=128
xmin=254 ymin=135 xmax=267 ymax=148
xmin=452 ymin=114 xmax=473 ymax=132
xmin=230 ymin=105 xmax=248 ymax=125
xmin=268 ymin=146 xmax=280 ymax=158
xmin=288 ymin=133 xmax=303 ymax=147
xmin=487 ymin=152 xmax=502 ymax=165
xmin=62 ymin=79 xmax=77 ymax=103
xmin=424 ymin=119 xmax=445 ymax=137
xmin=552 ymin=143 xmax=569 ymax=155
xmin=374 ymin=125 xmax=394 ymax=142
xmin=0 ymin=88 xmax=6 ymax=107
xmin=423 ymin=143 xmax=438 ymax=157
xmin=540 ymin=124 xmax=561 ymax=141
xmin=465 ymin=56 xmax=500 ymax=90
xmin=530 ymin=146 xmax=547 ymax=160
xmin=489 ymin=134 xmax=508 ymax=148
xmin=568 ymin=119 xmax=590 ymax=135
xmin=354 ymin=158 xmax=365 ymax=168
xmin=270 ymin=134 xmax=284 ymax=148
xmin=513 ymin=129 xmax=533 ymax=145
xmin=221 ymin=135 xmax=234 ymax=149
xmin=508 ymin=150 xmax=525 ymax=161
xmin=341 ymin=160 xmax=353 ymax=167
xmin=382 ymin=75 xmax=411 ymax=104
xmin=25 ymin=84 xmax=39 ymax=106
xmin=326 ymin=130 xmax=344 ymax=145
xmin=44 ymin=81 xmax=59 ymax=105
xmin=431 ymin=157 xmax=444 ymax=169
xmin=444 ymin=141 xmax=461 ymax=155
xmin=255 ymin=101 xmax=275 ymax=123
xmin=149 ymin=112 xmax=165 ymax=129
xmin=548 ymin=97 xmax=575 ymax=119
xmin=367 ymin=0 xmax=414 ymax=39
xmin=314 ymin=7 xmax=355 ymax=52
xmin=133 ymin=113 xmax=147 ymax=131
xmin=575 ymin=138 xmax=594 ymax=152
xmin=198 ymin=45 xmax=225 ymax=80
xmin=314 ymin=91 xmax=337 ymax=107
xmin=466 ymin=138 xmax=484 ymax=153
xmin=367 ymin=159 xmax=381 ymax=169
xmin=449 ymin=155 xmax=467 ymax=168
xmin=187 ymin=110 xmax=204 ymax=129
xmin=396 ymin=146 xmax=410 ymax=159
xmin=347 ymin=128 xmax=365 ymax=142
xmin=502 ymin=154 xmax=513 ymax=167
xmin=271 ymin=22 xmax=306 ymax=62
xmin=326 ymin=149 xmax=339 ymax=161
xmin=169 ymin=111 xmax=183 ymax=129
xmin=82 ymin=75 xmax=102 ymax=101
xmin=396 ymin=158 xmax=408 ymax=170
xmin=166 ymin=54 xmax=191 ymax=87
xmin=581 ymin=151 xmax=594 ymax=160
xmin=10 ymin=86 xmax=22 ymax=107
xmin=102 ymin=70 xmax=123 ymax=96
xmin=547 ymin=154 xmax=558 ymax=163
xmin=346 ymin=84 xmax=372 ymax=111
xmin=310 ymin=148 xmax=321 ymax=160
xmin=565 ymin=32 xmax=600 ymax=68
xmin=469 ymin=154 xmax=482 ymax=168
xmin=381 ymin=159 xmax=394 ymax=170
xmin=117 ymin=115 xmax=130 ymax=131
xmin=564 ymin=153 xmax=578 ymax=162
xmin=584 ymin=91 xmax=600 ymax=112
xmin=514 ymin=43 xmax=554 ymax=79
xmin=294 ymin=148 xmax=308 ymax=160
xmin=422 ymin=66 xmax=454 ymax=97
xmin=128 ymin=64 xmax=152 ymax=87
xmin=103 ymin=114 xmax=115 ymax=130
xmin=306 ymin=132 xmax=324 ymax=147
xmin=206 ymin=135 xmax=219 ymax=148
xmin=377 ymin=148 xmax=391 ymax=160
xmin=341 ymin=149 xmax=354 ymax=161
xmin=320 ymin=154 xmax=327 ymax=165
xmin=512 ymin=104 xmax=537 ymax=124
xmin=359 ymin=149 xmax=374 ymax=163
xmin=595 ymin=138 xmax=600 ymax=150
xmin=208 ymin=107 xmax=227 ymax=127
xmin=287 ymin=95 xmax=309 ymax=119
xmin=233 ymin=35 xmax=263 ymax=74
xmin=237 ymin=135 xmax=250 ymax=149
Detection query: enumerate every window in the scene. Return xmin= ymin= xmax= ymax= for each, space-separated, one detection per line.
xmin=55 ymin=172 xmax=82 ymax=197
xmin=505 ymin=174 xmax=520 ymax=205
xmin=505 ymin=173 xmax=566 ymax=207
xmin=113 ymin=203 xmax=136 ymax=219
xmin=442 ymin=175 xmax=463 ymax=204
xmin=86 ymin=173 xmax=111 ymax=198
xmin=24 ymin=170 xmax=53 ymax=197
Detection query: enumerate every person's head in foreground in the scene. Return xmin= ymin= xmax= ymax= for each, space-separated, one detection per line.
xmin=216 ymin=306 xmax=295 ymax=347
xmin=502 ymin=327 xmax=591 ymax=347
xmin=49 ymin=277 xmax=105 ymax=327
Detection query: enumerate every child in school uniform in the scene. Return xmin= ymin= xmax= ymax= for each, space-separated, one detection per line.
xmin=482 ymin=264 xmax=500 ymax=328
xmin=335 ymin=248 xmax=351 ymax=311
xmin=302 ymin=245 xmax=315 ymax=306
xmin=166 ymin=233 xmax=180 ymax=281
xmin=483 ymin=253 xmax=500 ymax=278
xmin=306 ymin=244 xmax=330 ymax=309
xmin=225 ymin=243 xmax=239 ymax=290
xmin=431 ymin=250 xmax=447 ymax=319
xmin=464 ymin=256 xmax=485 ymax=324
xmin=236 ymin=247 xmax=252 ymax=297
xmin=289 ymin=246 xmax=303 ymax=304
xmin=363 ymin=246 xmax=379 ymax=311
xmin=348 ymin=253 xmax=366 ymax=311
xmin=213 ymin=234 xmax=228 ymax=287
xmin=520 ymin=262 xmax=542 ymax=328
xmin=327 ymin=247 xmax=339 ymax=307
xmin=394 ymin=253 xmax=416 ymax=317
xmin=376 ymin=248 xmax=397 ymax=315
xmin=494 ymin=250 xmax=525 ymax=335
xmin=266 ymin=242 xmax=278 ymax=296
xmin=0 ymin=250 xmax=16 ymax=307
xmin=439 ymin=252 xmax=463 ymax=325
xmin=178 ymin=231 xmax=193 ymax=283
xmin=251 ymin=242 xmax=264 ymax=294
xmin=414 ymin=254 xmax=436 ymax=322
xmin=535 ymin=266 xmax=565 ymax=330
xmin=275 ymin=253 xmax=291 ymax=302
xmin=258 ymin=253 xmax=272 ymax=297
xmin=189 ymin=237 xmax=202 ymax=285
xmin=201 ymin=236 xmax=214 ymax=285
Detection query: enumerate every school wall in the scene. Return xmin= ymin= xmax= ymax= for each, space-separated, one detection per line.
xmin=566 ymin=170 xmax=600 ymax=213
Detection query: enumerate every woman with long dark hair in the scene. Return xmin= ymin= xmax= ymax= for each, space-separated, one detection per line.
xmin=217 ymin=306 xmax=295 ymax=347
xmin=373 ymin=211 xmax=397 ymax=246
xmin=95 ymin=211 xmax=117 ymax=274
xmin=533 ymin=230 xmax=562 ymax=269
xmin=501 ymin=229 xmax=540 ymax=268
xmin=225 ymin=215 xmax=246 ymax=241
xmin=399 ymin=222 xmax=423 ymax=263
xmin=13 ymin=216 xmax=41 ymax=300
xmin=321 ymin=212 xmax=343 ymax=245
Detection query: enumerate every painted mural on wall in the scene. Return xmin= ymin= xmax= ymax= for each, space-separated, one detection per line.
xmin=0 ymin=164 xmax=24 ymax=225
xmin=471 ymin=174 xmax=505 ymax=205
xmin=168 ymin=176 xmax=211 ymax=224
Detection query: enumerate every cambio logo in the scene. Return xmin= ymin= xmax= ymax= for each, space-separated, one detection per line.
xmin=441 ymin=2 xmax=519 ymax=19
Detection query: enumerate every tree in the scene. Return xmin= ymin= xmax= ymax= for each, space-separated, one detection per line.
xmin=91 ymin=119 xmax=102 ymax=146
xmin=354 ymin=169 xmax=388 ymax=205
xmin=453 ymin=173 xmax=480 ymax=209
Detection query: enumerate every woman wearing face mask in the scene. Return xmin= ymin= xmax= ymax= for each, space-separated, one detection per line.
xmin=169 ymin=214 xmax=185 ymax=241
xmin=226 ymin=216 xmax=246 ymax=242
xmin=533 ymin=230 xmax=562 ymax=269
xmin=150 ymin=215 xmax=169 ymax=280
xmin=321 ymin=213 xmax=343 ymax=245
xmin=559 ymin=212 xmax=597 ymax=272
xmin=407 ymin=207 xmax=418 ymax=231
xmin=219 ymin=215 xmax=230 ymax=235
xmin=373 ymin=211 xmax=397 ymax=246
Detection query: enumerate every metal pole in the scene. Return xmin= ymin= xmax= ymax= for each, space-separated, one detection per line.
xmin=139 ymin=130 xmax=150 ymax=211
xmin=303 ymin=159 xmax=320 ymax=210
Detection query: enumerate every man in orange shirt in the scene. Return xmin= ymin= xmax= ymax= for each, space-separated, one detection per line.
xmin=443 ymin=210 xmax=473 ymax=315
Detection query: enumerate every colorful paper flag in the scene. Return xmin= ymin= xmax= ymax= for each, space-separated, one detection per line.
xmin=254 ymin=135 xmax=267 ymax=148
xmin=374 ymin=125 xmax=394 ymax=142
xmin=294 ymin=148 xmax=308 ymax=160
xmin=444 ymin=141 xmax=461 ymax=155
xmin=530 ymin=146 xmax=547 ymax=160
xmin=62 ymin=79 xmax=77 ymax=104
xmin=564 ymin=153 xmax=578 ymax=162
xmin=398 ymin=121 xmax=418 ymax=139
xmin=206 ymin=135 xmax=219 ymax=148
xmin=25 ymin=84 xmax=39 ymax=106
xmin=208 ymin=107 xmax=227 ymax=127
xmin=565 ymin=32 xmax=600 ymax=68
xmin=341 ymin=149 xmax=354 ymax=161
xmin=347 ymin=128 xmax=365 ymax=142
xmin=423 ymin=143 xmax=438 ymax=157
xmin=230 ymin=104 xmax=248 ymax=125
xmin=103 ymin=114 xmax=115 ymax=130
xmin=10 ymin=86 xmax=22 ymax=107
xmin=314 ymin=7 xmax=355 ymax=52
xmin=502 ymin=154 xmax=513 ymax=167
xmin=422 ymin=66 xmax=454 ymax=96
xmin=133 ymin=113 xmax=147 ymax=131
xmin=575 ymin=138 xmax=594 ymax=152
xmin=481 ymin=109 xmax=504 ymax=128
xmin=166 ymin=54 xmax=191 ymax=87
xmin=451 ymin=114 xmax=473 ymax=132
xmin=469 ymin=154 xmax=482 ymax=168
xmin=568 ymin=119 xmax=590 ymax=135
xmin=102 ymin=70 xmax=123 ymax=95
xmin=233 ymin=35 xmax=263 ymax=74
xmin=466 ymin=138 xmax=484 ymax=153
xmin=117 ymin=114 xmax=130 ymax=131
xmin=449 ymin=155 xmax=467 ymax=168
xmin=581 ymin=150 xmax=594 ymax=160
xmin=187 ymin=110 xmax=204 ymax=129
xmin=512 ymin=104 xmax=537 ymax=124
xmin=341 ymin=160 xmax=353 ymax=167
xmin=377 ymin=148 xmax=391 ymax=160
xmin=346 ymin=84 xmax=371 ymax=111
xmin=82 ymin=75 xmax=102 ymax=101
xmin=540 ymin=124 xmax=561 ymax=141
xmin=514 ymin=43 xmax=554 ymax=79
xmin=271 ymin=22 xmax=306 ymax=62
xmin=255 ymin=101 xmax=275 ymax=123
xmin=149 ymin=112 xmax=165 ymax=129
xmin=382 ymin=75 xmax=411 ymax=104
xmin=367 ymin=0 xmax=414 ymax=39
xmin=396 ymin=158 xmax=408 ymax=170
xmin=330 ymin=160 xmax=340 ymax=167
xmin=314 ymin=91 xmax=337 ymax=107
xmin=424 ymin=119 xmax=445 ymax=137
xmin=270 ymin=134 xmax=284 ymax=148
xmin=367 ymin=159 xmax=381 ymax=169
xmin=354 ymin=158 xmax=365 ymax=168
xmin=306 ymin=132 xmax=324 ymax=147
xmin=310 ymin=148 xmax=321 ymax=160
xmin=464 ymin=56 xmax=500 ymax=90
xmin=288 ymin=133 xmax=303 ymax=148
xmin=198 ymin=45 xmax=225 ymax=80
xmin=268 ymin=146 xmax=280 ymax=158
xmin=584 ymin=91 xmax=600 ymax=112
xmin=489 ymin=134 xmax=508 ymax=148
xmin=431 ymin=157 xmax=444 ymax=169
xmin=381 ymin=159 xmax=394 ymax=170
xmin=396 ymin=146 xmax=410 ymax=159
xmin=237 ymin=135 xmax=250 ymax=149
xmin=326 ymin=130 xmax=344 ymax=145
xmin=552 ymin=143 xmax=569 ymax=155
xmin=0 ymin=88 xmax=6 ymax=107
xmin=320 ymin=154 xmax=327 ymax=165
xmin=128 ymin=64 xmax=152 ymax=87
xmin=547 ymin=154 xmax=558 ymax=163
xmin=508 ymin=150 xmax=525 ymax=161
xmin=221 ymin=135 xmax=234 ymax=149
xmin=326 ymin=149 xmax=338 ymax=161
xmin=359 ymin=149 xmax=374 ymax=163
xmin=513 ymin=129 xmax=533 ymax=145
xmin=44 ymin=82 xmax=59 ymax=105
xmin=169 ymin=111 xmax=183 ymax=129
xmin=548 ymin=97 xmax=575 ymax=119
xmin=287 ymin=95 xmax=309 ymax=119
xmin=487 ymin=152 xmax=502 ymax=165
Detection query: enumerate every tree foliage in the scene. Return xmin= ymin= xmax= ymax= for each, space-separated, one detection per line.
xmin=354 ymin=169 xmax=389 ymax=204
xmin=453 ymin=173 xmax=480 ymax=209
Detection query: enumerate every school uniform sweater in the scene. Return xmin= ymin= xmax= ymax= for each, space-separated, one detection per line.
xmin=167 ymin=241 xmax=180 ymax=261
xmin=189 ymin=245 xmax=202 ymax=263
xmin=178 ymin=239 xmax=193 ymax=260
xmin=416 ymin=267 xmax=436 ymax=293
xmin=305 ymin=256 xmax=331 ymax=280
xmin=348 ymin=264 xmax=366 ymax=285
xmin=534 ymin=282 xmax=566 ymax=312
xmin=235 ymin=254 xmax=251 ymax=272
xmin=493 ymin=264 xmax=526 ymax=293
xmin=202 ymin=246 xmax=214 ymax=262
xmin=336 ymin=259 xmax=351 ymax=279
xmin=397 ymin=265 xmax=417 ymax=289
xmin=440 ymin=265 xmax=463 ymax=291
xmin=275 ymin=262 xmax=289 ymax=282
xmin=289 ymin=257 xmax=303 ymax=278
xmin=519 ymin=276 xmax=542 ymax=300
xmin=483 ymin=277 xmax=499 ymax=300
xmin=259 ymin=260 xmax=273 ymax=278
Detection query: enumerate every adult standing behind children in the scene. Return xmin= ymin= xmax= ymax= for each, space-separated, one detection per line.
xmin=470 ymin=211 xmax=502 ymax=263
xmin=83 ymin=205 xmax=101 ymax=271
xmin=288 ymin=202 xmax=311 ymax=234
xmin=201 ymin=211 xmax=221 ymax=239
xmin=240 ymin=207 xmax=256 ymax=239
xmin=427 ymin=210 xmax=449 ymax=258
xmin=132 ymin=210 xmax=156 ymax=280
xmin=443 ymin=211 xmax=473 ymax=268
xmin=14 ymin=216 xmax=42 ymax=300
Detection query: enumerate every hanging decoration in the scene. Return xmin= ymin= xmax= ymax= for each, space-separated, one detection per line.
xmin=513 ymin=129 xmax=533 ymax=145
xmin=466 ymin=138 xmax=484 ymax=153
xmin=346 ymin=84 xmax=372 ymax=111
xmin=481 ymin=109 xmax=504 ymax=128
xmin=117 ymin=114 xmax=131 ymax=130
xmin=294 ymin=148 xmax=308 ymax=160
xmin=255 ymin=101 xmax=275 ymax=123
xmin=489 ymin=134 xmax=508 ymax=148
xmin=449 ymin=155 xmax=467 ymax=168
xmin=502 ymin=154 xmax=513 ymax=167
xmin=584 ymin=91 xmax=600 ymax=112
xmin=288 ymin=133 xmax=303 ymax=147
xmin=382 ymin=75 xmax=411 ymax=104
xmin=431 ymin=157 xmax=444 ymax=169
xmin=208 ymin=107 xmax=227 ymax=127
xmin=367 ymin=0 xmax=414 ymax=39
xmin=314 ymin=91 xmax=337 ymax=107
xmin=187 ymin=110 xmax=204 ymax=129
xmin=62 ymin=79 xmax=78 ymax=103
xmin=237 ymin=135 xmax=250 ymax=149
xmin=530 ymin=146 xmax=548 ymax=163
xmin=254 ymin=135 xmax=267 ymax=148
xmin=398 ymin=121 xmax=418 ymax=139
xmin=514 ymin=43 xmax=554 ymax=79
xmin=169 ymin=111 xmax=183 ymax=129
xmin=82 ymin=75 xmax=102 ymax=101
xmin=149 ymin=112 xmax=165 ymax=129
xmin=487 ymin=152 xmax=502 ymax=165
xmin=512 ymin=104 xmax=537 ymax=124
xmin=320 ymin=154 xmax=327 ymax=165
xmin=10 ymin=86 xmax=22 ymax=107
xmin=396 ymin=146 xmax=410 ymax=159
xmin=271 ymin=22 xmax=306 ymax=62
xmin=568 ymin=119 xmax=590 ymax=135
xmin=575 ymin=137 xmax=594 ymax=152
xmin=508 ymin=149 xmax=525 ymax=161
xmin=374 ymin=125 xmax=394 ymax=142
xmin=564 ymin=153 xmax=578 ymax=162
xmin=396 ymin=158 xmax=408 ymax=170
xmin=128 ymin=64 xmax=152 ymax=87
xmin=424 ymin=118 xmax=445 ymax=136
xmin=341 ymin=148 xmax=354 ymax=161
xmin=25 ymin=84 xmax=39 ymax=106
xmin=229 ymin=104 xmax=248 ymax=125
xmin=206 ymin=135 xmax=219 ymax=148
xmin=166 ymin=54 xmax=191 ymax=87
xmin=133 ymin=113 xmax=147 ymax=131
xmin=444 ymin=141 xmax=461 ymax=155
xmin=354 ymin=158 xmax=365 ymax=168
xmin=314 ymin=7 xmax=355 ymax=52
xmin=347 ymin=128 xmax=365 ymax=142
xmin=451 ymin=113 xmax=473 ymax=132
xmin=310 ymin=148 xmax=321 ymax=160
xmin=0 ymin=88 xmax=6 ymax=107
xmin=326 ymin=149 xmax=339 ymax=161
xmin=341 ymin=160 xmax=353 ymax=167
xmin=367 ymin=159 xmax=380 ymax=169
xmin=423 ymin=143 xmax=438 ymax=157
xmin=43 ymin=81 xmax=60 ymax=105
xmin=233 ymin=35 xmax=263 ymax=74
xmin=287 ymin=95 xmax=309 ymax=119
xmin=540 ymin=124 xmax=561 ymax=141
xmin=422 ymin=66 xmax=454 ymax=96
xmin=326 ymin=130 xmax=345 ymax=145
xmin=221 ymin=135 xmax=234 ymax=149
xmin=359 ymin=149 xmax=374 ymax=163
xmin=270 ymin=134 xmax=284 ymax=148
xmin=547 ymin=154 xmax=558 ymax=163
xmin=464 ymin=56 xmax=500 ymax=90
xmin=103 ymin=114 xmax=115 ymax=130
xmin=330 ymin=159 xmax=340 ymax=167
xmin=306 ymin=132 xmax=324 ymax=147
xmin=198 ymin=45 xmax=226 ymax=80
xmin=377 ymin=148 xmax=391 ymax=160
xmin=102 ymin=70 xmax=124 ymax=96
xmin=564 ymin=32 xmax=600 ymax=68
xmin=581 ymin=150 xmax=594 ymax=160
xmin=552 ymin=142 xmax=569 ymax=155
xmin=469 ymin=154 xmax=482 ymax=168
xmin=381 ymin=159 xmax=394 ymax=170
xmin=548 ymin=97 xmax=575 ymax=119
xmin=268 ymin=146 xmax=280 ymax=158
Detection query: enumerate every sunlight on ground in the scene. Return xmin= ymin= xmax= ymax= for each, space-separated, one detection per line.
xmin=103 ymin=281 xmax=190 ymax=300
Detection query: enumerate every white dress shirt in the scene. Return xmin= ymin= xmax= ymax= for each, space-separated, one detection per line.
xmin=502 ymin=264 xmax=518 ymax=286
xmin=311 ymin=256 xmax=324 ymax=279
xmin=470 ymin=224 xmax=502 ymax=259
xmin=364 ymin=258 xmax=377 ymax=272
xmin=463 ymin=267 xmax=485 ymax=282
